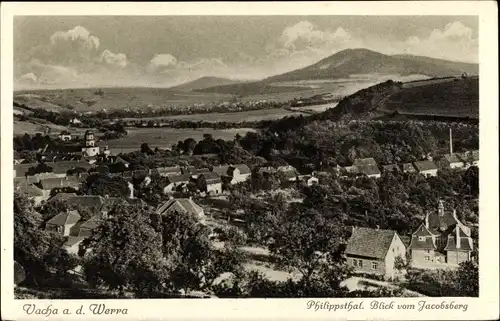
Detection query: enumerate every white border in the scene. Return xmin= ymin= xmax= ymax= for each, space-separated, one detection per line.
xmin=2 ymin=2 xmax=498 ymax=321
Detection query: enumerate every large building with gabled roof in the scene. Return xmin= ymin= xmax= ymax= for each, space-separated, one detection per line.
xmin=409 ymin=200 xmax=473 ymax=268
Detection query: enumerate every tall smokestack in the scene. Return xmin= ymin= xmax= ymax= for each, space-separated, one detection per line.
xmin=127 ymin=181 xmax=134 ymax=199
xmin=449 ymin=128 xmax=453 ymax=155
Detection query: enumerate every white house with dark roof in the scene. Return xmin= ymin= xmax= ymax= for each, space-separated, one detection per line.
xmin=345 ymin=227 xmax=407 ymax=279
xmin=156 ymin=198 xmax=205 ymax=220
xmin=163 ymin=174 xmax=192 ymax=194
xmin=45 ymin=210 xmax=81 ymax=236
xmin=442 ymin=154 xmax=465 ymax=169
xmin=227 ymin=164 xmax=252 ymax=184
xmin=198 ymin=172 xmax=222 ymax=195
xmin=413 ymin=160 xmax=438 ymax=177
xmin=409 ymin=200 xmax=473 ymax=269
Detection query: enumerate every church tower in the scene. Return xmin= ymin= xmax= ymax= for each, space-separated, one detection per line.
xmin=82 ymin=130 xmax=100 ymax=157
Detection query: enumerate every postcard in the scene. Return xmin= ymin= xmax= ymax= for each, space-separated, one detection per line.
xmin=1 ymin=2 xmax=498 ymax=320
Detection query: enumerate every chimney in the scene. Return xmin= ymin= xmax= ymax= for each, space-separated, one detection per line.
xmin=455 ymin=227 xmax=461 ymax=249
xmin=449 ymin=128 xmax=453 ymax=155
xmin=425 ymin=212 xmax=429 ymax=228
xmin=127 ymin=181 xmax=134 ymax=199
xmin=438 ymin=200 xmax=444 ymax=216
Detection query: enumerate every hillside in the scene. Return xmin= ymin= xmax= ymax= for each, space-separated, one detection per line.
xmin=169 ymin=76 xmax=247 ymax=91
xmin=318 ymin=76 xmax=479 ymax=122
xmin=199 ymin=49 xmax=478 ymax=96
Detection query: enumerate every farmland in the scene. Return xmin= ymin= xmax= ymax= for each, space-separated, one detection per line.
xmin=101 ymin=127 xmax=256 ymax=155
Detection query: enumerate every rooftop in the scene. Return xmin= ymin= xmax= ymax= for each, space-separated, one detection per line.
xmin=345 ymin=227 xmax=398 ymax=260
xmin=46 ymin=210 xmax=81 ymax=226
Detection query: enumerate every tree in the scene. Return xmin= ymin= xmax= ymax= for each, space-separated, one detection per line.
xmin=455 ymin=261 xmax=478 ymax=296
xmin=82 ymin=204 xmax=167 ymax=295
xmin=140 ymin=142 xmax=154 ymax=155
xmin=26 ymin=163 xmax=53 ymax=176
xmin=14 ymin=193 xmax=78 ymax=284
xmin=267 ymin=208 xmax=349 ymax=293
xmin=154 ymin=209 xmax=244 ymax=294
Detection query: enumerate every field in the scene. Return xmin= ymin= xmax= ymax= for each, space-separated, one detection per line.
xmin=380 ymin=77 xmax=479 ymax=119
xmin=102 ymin=127 xmax=256 ymax=154
xmin=119 ymin=108 xmax=307 ymax=123
xmin=14 ymin=87 xmax=233 ymax=112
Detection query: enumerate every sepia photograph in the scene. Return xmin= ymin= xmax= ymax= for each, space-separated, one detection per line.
xmin=1 ymin=2 xmax=499 ymax=321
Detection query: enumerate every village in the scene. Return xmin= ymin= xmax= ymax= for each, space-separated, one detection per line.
xmin=13 ymin=124 xmax=479 ymax=297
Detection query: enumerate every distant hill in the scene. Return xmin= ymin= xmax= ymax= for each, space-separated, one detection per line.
xmin=199 ymin=48 xmax=478 ymax=96
xmin=170 ymin=76 xmax=247 ymax=91
xmin=266 ymin=49 xmax=478 ymax=82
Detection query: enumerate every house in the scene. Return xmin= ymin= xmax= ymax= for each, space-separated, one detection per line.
xmin=45 ymin=210 xmax=81 ymax=236
xmin=38 ymin=177 xmax=82 ymax=193
xmin=44 ymin=160 xmax=94 ymax=177
xmin=401 ymin=163 xmax=417 ymax=173
xmin=77 ymin=216 xmax=103 ymax=237
xmin=296 ymin=175 xmax=319 ymax=186
xmin=353 ymin=158 xmax=378 ymax=166
xmin=64 ymin=236 xmax=86 ymax=255
xmin=190 ymin=168 xmax=211 ymax=179
xmin=413 ymin=160 xmax=438 ymax=177
xmin=65 ymin=195 xmax=105 ymax=216
xmin=59 ymin=131 xmax=72 ymax=141
xmin=48 ymin=192 xmax=77 ymax=203
xmin=409 ymin=200 xmax=473 ymax=269
xmin=356 ymin=165 xmax=381 ymax=178
xmin=341 ymin=164 xmax=381 ymax=179
xmin=442 ymin=154 xmax=465 ymax=169
xmin=199 ymin=172 xmax=223 ymax=195
xmin=156 ymin=166 xmax=182 ymax=177
xmin=382 ymin=164 xmax=400 ymax=173
xmin=156 ymin=198 xmax=205 ymax=220
xmin=212 ymin=165 xmax=231 ymax=177
xmin=457 ymin=150 xmax=479 ymax=168
xmin=345 ymin=227 xmax=407 ymax=279
xmin=164 ymin=174 xmax=192 ymax=194
xmin=16 ymin=183 xmax=47 ymax=206
xmin=14 ymin=163 xmax=39 ymax=178
xmin=227 ymin=164 xmax=252 ymax=184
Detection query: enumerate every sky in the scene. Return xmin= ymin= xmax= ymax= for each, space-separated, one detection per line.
xmin=14 ymin=16 xmax=479 ymax=89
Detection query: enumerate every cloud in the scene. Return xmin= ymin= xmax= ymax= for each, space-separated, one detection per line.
xmin=16 ymin=25 xmax=130 ymax=87
xmin=402 ymin=21 xmax=478 ymax=62
xmin=279 ymin=21 xmax=352 ymax=51
xmin=148 ymin=54 xmax=178 ymax=72
xmin=50 ymin=25 xmax=100 ymax=50
xmin=100 ymin=49 xmax=128 ymax=68
xmin=19 ymin=73 xmax=37 ymax=83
